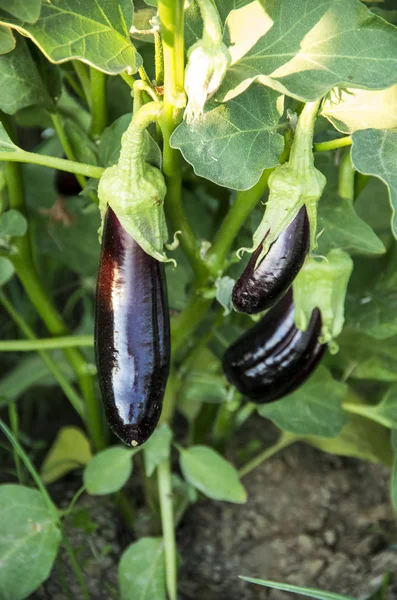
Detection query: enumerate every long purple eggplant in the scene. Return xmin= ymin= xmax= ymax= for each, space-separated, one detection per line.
xmin=223 ymin=292 xmax=326 ymax=403
xmin=232 ymin=206 xmax=309 ymax=314
xmin=95 ymin=206 xmax=170 ymax=446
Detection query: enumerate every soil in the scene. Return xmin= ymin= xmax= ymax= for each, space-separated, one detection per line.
xmin=33 ymin=434 xmax=397 ymax=600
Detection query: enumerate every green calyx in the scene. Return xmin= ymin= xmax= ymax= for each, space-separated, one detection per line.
xmin=98 ymin=102 xmax=174 ymax=264
xmin=184 ymin=0 xmax=230 ymax=124
xmin=238 ymin=100 xmax=326 ymax=266
xmin=292 ymin=249 xmax=354 ymax=350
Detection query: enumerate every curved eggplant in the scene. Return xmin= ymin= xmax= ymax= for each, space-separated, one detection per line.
xmin=222 ymin=292 xmax=326 ymax=403
xmin=95 ymin=206 xmax=170 ymax=446
xmin=232 ymin=206 xmax=309 ymax=314
xmin=55 ymin=168 xmax=82 ymax=197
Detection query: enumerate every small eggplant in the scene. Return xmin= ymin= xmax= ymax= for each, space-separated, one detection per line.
xmin=55 ymin=168 xmax=82 ymax=197
xmin=95 ymin=206 xmax=170 ymax=446
xmin=222 ymin=292 xmax=326 ymax=403
xmin=232 ymin=206 xmax=309 ymax=314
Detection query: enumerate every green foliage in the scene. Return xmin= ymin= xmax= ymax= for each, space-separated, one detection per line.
xmin=83 ymin=447 xmax=137 ymax=495
xmin=240 ymin=577 xmax=355 ymax=600
xmin=119 ymin=538 xmax=166 ymax=600
xmin=0 ymin=485 xmax=61 ymax=600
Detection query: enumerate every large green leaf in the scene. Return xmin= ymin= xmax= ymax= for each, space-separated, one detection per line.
xmin=322 ymin=86 xmax=397 ymax=134
xmin=0 ymin=0 xmax=141 ymax=74
xmin=219 ymin=0 xmax=397 ymax=103
xmin=179 ymin=445 xmax=247 ymax=503
xmin=0 ymin=25 xmax=15 ymax=54
xmin=240 ymin=577 xmax=355 ymax=600
xmin=0 ymin=0 xmax=40 ymax=23
xmin=337 ymin=329 xmax=397 ymax=382
xmin=119 ymin=538 xmax=165 ymax=600
xmin=171 ymin=84 xmax=283 ymax=190
xmin=0 ymin=35 xmax=52 ymax=114
xmin=352 ymin=129 xmax=397 ymax=240
xmin=0 ymin=485 xmax=61 ymax=600
xmin=345 ymin=289 xmax=397 ymax=340
xmin=258 ymin=367 xmax=348 ymax=438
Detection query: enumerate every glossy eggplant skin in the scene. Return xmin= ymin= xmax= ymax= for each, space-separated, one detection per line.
xmin=222 ymin=292 xmax=326 ymax=403
xmin=55 ymin=169 xmax=82 ymax=197
xmin=95 ymin=206 xmax=170 ymax=447
xmin=232 ymin=206 xmax=309 ymax=314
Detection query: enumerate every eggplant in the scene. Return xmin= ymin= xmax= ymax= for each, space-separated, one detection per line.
xmin=222 ymin=292 xmax=326 ymax=403
xmin=55 ymin=168 xmax=82 ymax=197
xmin=95 ymin=206 xmax=170 ymax=446
xmin=232 ymin=206 xmax=309 ymax=314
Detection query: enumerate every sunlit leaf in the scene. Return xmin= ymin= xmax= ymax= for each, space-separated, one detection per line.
xmin=0 ymin=26 xmax=15 ymax=54
xmin=171 ymin=83 xmax=283 ymax=190
xmin=119 ymin=537 xmax=165 ymax=600
xmin=41 ymin=427 xmax=92 ymax=484
xmin=0 ymin=0 xmax=141 ymax=74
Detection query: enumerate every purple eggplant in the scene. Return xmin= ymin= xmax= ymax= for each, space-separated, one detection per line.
xmin=232 ymin=206 xmax=309 ymax=314
xmin=222 ymin=292 xmax=325 ymax=403
xmin=95 ymin=206 xmax=170 ymax=446
xmin=55 ymin=168 xmax=82 ymax=197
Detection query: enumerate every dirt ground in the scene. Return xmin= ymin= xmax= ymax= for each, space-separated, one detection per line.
xmin=33 ymin=438 xmax=397 ymax=600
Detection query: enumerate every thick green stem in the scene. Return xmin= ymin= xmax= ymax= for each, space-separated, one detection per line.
xmin=158 ymin=0 xmax=205 ymax=278
xmin=0 ymin=291 xmax=85 ymax=417
xmin=338 ymin=150 xmax=355 ymax=203
xmin=51 ymin=112 xmax=86 ymax=190
xmin=0 ymin=151 xmax=103 ymax=178
xmin=239 ymin=432 xmax=297 ymax=478
xmin=289 ymin=100 xmax=322 ymax=175
xmin=0 ymin=335 xmax=93 ymax=352
xmin=314 ymin=136 xmax=352 ymax=153
xmin=90 ymin=68 xmax=107 ymax=140
xmin=73 ymin=61 xmax=91 ymax=108
xmin=157 ymin=458 xmax=177 ymax=600
xmin=207 ymin=168 xmax=273 ymax=274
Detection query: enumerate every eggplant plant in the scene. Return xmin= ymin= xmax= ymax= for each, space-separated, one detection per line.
xmin=0 ymin=1 xmax=397 ymax=599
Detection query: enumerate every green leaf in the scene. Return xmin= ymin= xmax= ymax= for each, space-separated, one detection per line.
xmin=0 ymin=485 xmax=61 ymax=600
xmin=346 ymin=290 xmax=397 ymax=340
xmin=0 ymin=209 xmax=27 ymax=237
xmin=0 ymin=122 xmax=19 ymax=151
xmin=220 ymin=0 xmax=397 ymax=103
xmin=0 ymin=256 xmax=14 ymax=286
xmin=119 ymin=537 xmax=165 ymax=600
xmin=337 ymin=330 xmax=397 ymax=382
xmin=258 ymin=367 xmax=348 ymax=437
xmin=352 ymin=129 xmax=397 ymax=240
xmin=322 ymin=86 xmax=397 ymax=134
xmin=179 ymin=445 xmax=247 ymax=503
xmin=0 ymin=0 xmax=41 ymax=23
xmin=1 ymin=0 xmax=142 ymax=75
xmin=171 ymin=84 xmax=283 ymax=190
xmin=215 ymin=276 xmax=235 ymax=315
xmin=374 ymin=385 xmax=397 ymax=429
xmin=0 ymin=353 xmax=74 ymax=407
xmin=0 ymin=26 xmax=15 ymax=55
xmin=40 ymin=427 xmax=92 ymax=484
xmin=392 ymin=452 xmax=397 ymax=512
xmin=83 ymin=446 xmax=135 ymax=495
xmin=143 ymin=423 xmax=172 ymax=478
xmin=0 ymin=35 xmax=52 ymax=114
xmin=240 ymin=577 xmax=355 ymax=600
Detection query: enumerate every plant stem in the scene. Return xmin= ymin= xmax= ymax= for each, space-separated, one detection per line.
xmin=343 ymin=402 xmax=392 ymax=429
xmin=354 ymin=172 xmax=370 ymax=199
xmin=0 ymin=291 xmax=85 ymax=417
xmin=8 ymin=403 xmax=22 ymax=483
xmin=120 ymin=71 xmax=135 ymax=89
xmin=197 ymin=0 xmax=223 ymax=46
xmin=0 ymin=151 xmax=103 ymax=178
xmin=0 ymin=335 xmax=94 ymax=352
xmin=89 ymin=68 xmax=107 ymax=140
xmin=73 ymin=61 xmax=92 ymax=107
xmin=207 ymin=168 xmax=273 ymax=275
xmin=314 ymin=136 xmax=352 ymax=153
xmin=338 ymin=149 xmax=355 ymax=203
xmin=157 ymin=458 xmax=177 ymax=600
xmin=51 ymin=112 xmax=86 ymax=190
xmin=158 ymin=0 xmax=205 ymax=278
xmin=154 ymin=30 xmax=164 ymax=85
xmin=171 ymin=294 xmax=212 ymax=354
xmin=239 ymin=432 xmax=297 ymax=478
